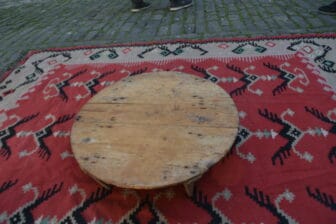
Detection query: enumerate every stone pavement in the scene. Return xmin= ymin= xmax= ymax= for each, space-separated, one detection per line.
xmin=0 ymin=0 xmax=335 ymax=77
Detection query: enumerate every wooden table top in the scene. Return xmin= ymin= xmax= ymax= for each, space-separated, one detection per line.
xmin=71 ymin=72 xmax=239 ymax=189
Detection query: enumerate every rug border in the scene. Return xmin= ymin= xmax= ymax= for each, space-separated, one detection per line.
xmin=1 ymin=32 xmax=336 ymax=83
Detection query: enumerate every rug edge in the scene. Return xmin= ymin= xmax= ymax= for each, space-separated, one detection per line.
xmin=1 ymin=32 xmax=335 ymax=83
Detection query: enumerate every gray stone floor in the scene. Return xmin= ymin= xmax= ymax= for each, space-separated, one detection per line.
xmin=0 ymin=0 xmax=335 ymax=77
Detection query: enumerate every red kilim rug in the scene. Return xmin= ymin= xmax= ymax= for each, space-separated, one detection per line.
xmin=0 ymin=34 xmax=336 ymax=223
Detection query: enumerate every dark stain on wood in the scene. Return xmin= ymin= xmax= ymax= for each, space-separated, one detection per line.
xmin=173 ymin=105 xmax=180 ymax=111
xmin=122 ymin=79 xmax=132 ymax=83
xmin=81 ymin=156 xmax=89 ymax=161
xmin=112 ymin=97 xmax=126 ymax=101
xmin=194 ymin=115 xmax=211 ymax=124
xmin=82 ymin=137 xmax=91 ymax=143
xmin=98 ymin=125 xmax=113 ymax=128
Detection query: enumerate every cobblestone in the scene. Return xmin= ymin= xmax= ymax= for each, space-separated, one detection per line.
xmin=0 ymin=0 xmax=336 ymax=77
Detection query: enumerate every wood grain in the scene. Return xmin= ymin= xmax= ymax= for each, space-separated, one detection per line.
xmin=71 ymin=72 xmax=239 ymax=189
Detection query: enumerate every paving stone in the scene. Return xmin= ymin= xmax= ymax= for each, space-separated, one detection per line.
xmin=171 ymin=23 xmax=183 ymax=35
xmin=207 ymin=21 xmax=222 ymax=34
xmin=85 ymin=30 xmax=100 ymax=40
xmin=294 ymin=16 xmax=311 ymax=27
xmin=184 ymin=24 xmax=196 ymax=34
xmin=157 ymin=26 xmax=170 ymax=36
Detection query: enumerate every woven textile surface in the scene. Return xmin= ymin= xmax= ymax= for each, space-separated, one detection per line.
xmin=0 ymin=34 xmax=335 ymax=223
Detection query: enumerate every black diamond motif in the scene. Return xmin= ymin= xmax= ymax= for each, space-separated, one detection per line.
xmin=250 ymin=75 xmax=258 ymax=81
xmin=10 ymin=213 xmax=22 ymax=224
xmin=240 ymin=128 xmax=250 ymax=138
xmin=287 ymin=73 xmax=295 ymax=79
xmin=290 ymin=128 xmax=301 ymax=137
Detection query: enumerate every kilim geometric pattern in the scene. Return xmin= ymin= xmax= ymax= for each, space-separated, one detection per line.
xmin=0 ymin=34 xmax=335 ymax=223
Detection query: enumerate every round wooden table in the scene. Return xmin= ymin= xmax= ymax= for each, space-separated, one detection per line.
xmin=71 ymin=72 xmax=239 ymax=196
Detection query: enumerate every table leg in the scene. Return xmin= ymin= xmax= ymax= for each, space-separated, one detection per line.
xmin=80 ymin=166 xmax=111 ymax=189
xmin=183 ymin=174 xmax=203 ymax=197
